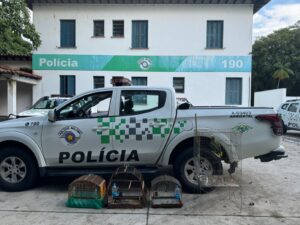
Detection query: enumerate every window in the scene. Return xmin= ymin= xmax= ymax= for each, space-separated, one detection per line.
xmin=120 ymin=90 xmax=166 ymax=116
xmin=173 ymin=77 xmax=185 ymax=93
xmin=113 ymin=20 xmax=124 ymax=37
xmin=225 ymin=78 xmax=242 ymax=105
xmin=58 ymin=91 xmax=112 ymax=120
xmin=60 ymin=75 xmax=75 ymax=96
xmin=287 ymin=103 xmax=299 ymax=112
xmin=281 ymin=104 xmax=289 ymax=110
xmin=94 ymin=76 xmax=105 ymax=89
xmin=206 ymin=20 xmax=223 ymax=49
xmin=132 ymin=21 xmax=148 ymax=48
xmin=132 ymin=77 xmax=147 ymax=86
xmin=94 ymin=20 xmax=104 ymax=37
xmin=60 ymin=20 xmax=76 ymax=47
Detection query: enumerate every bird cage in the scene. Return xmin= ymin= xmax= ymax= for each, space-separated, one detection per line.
xmin=66 ymin=174 xmax=106 ymax=209
xmin=151 ymin=175 xmax=183 ymax=208
xmin=107 ymin=166 xmax=146 ymax=208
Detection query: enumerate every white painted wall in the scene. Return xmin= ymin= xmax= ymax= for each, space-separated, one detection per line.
xmin=254 ymin=88 xmax=300 ymax=109
xmin=0 ymin=81 xmax=7 ymax=115
xmin=17 ymin=83 xmax=32 ymax=113
xmin=32 ymin=3 xmax=253 ymax=106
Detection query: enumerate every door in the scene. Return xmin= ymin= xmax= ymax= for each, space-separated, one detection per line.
xmin=110 ymin=89 xmax=173 ymax=165
xmin=42 ymin=90 xmax=116 ymax=166
xmin=286 ymin=102 xmax=300 ymax=130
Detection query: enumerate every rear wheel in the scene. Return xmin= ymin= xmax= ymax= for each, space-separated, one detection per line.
xmin=0 ymin=146 xmax=38 ymax=192
xmin=174 ymin=146 xmax=223 ymax=193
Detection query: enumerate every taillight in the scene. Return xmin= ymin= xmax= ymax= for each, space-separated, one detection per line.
xmin=255 ymin=114 xmax=283 ymax=136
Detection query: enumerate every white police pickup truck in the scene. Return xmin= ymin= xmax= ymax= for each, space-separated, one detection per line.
xmin=0 ymin=86 xmax=287 ymax=192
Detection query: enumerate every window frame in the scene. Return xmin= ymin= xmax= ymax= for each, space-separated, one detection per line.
xmin=112 ymin=20 xmax=124 ymax=38
xmin=287 ymin=103 xmax=299 ymax=113
xmin=60 ymin=75 xmax=76 ymax=96
xmin=60 ymin=19 xmax=76 ymax=48
xmin=93 ymin=20 xmax=105 ymax=37
xmin=56 ymin=91 xmax=113 ymax=121
xmin=131 ymin=20 xmax=148 ymax=49
xmin=225 ymin=77 xmax=242 ymax=105
xmin=93 ymin=76 xmax=105 ymax=89
xmin=206 ymin=20 xmax=224 ymax=49
xmin=131 ymin=77 xmax=148 ymax=86
xmin=173 ymin=77 xmax=185 ymax=94
xmin=281 ymin=104 xmax=289 ymax=110
xmin=119 ymin=90 xmax=166 ymax=116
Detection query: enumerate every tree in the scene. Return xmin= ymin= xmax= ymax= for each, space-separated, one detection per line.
xmin=252 ymin=21 xmax=300 ymax=103
xmin=272 ymin=62 xmax=294 ymax=88
xmin=0 ymin=0 xmax=41 ymax=55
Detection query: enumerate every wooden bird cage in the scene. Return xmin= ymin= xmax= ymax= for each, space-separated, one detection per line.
xmin=66 ymin=174 xmax=106 ymax=209
xmin=151 ymin=175 xmax=183 ymax=208
xmin=107 ymin=166 xmax=146 ymax=208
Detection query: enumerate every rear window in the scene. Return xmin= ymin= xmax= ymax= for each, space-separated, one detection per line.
xmin=281 ymin=104 xmax=289 ymax=110
xmin=287 ymin=103 xmax=299 ymax=113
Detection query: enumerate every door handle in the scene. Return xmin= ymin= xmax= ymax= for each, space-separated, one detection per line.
xmin=92 ymin=126 xmax=109 ymax=132
xmin=149 ymin=122 xmax=166 ymax=128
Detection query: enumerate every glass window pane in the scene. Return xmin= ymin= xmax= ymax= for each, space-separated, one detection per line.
xmin=173 ymin=78 xmax=185 ymax=93
xmin=226 ymin=78 xmax=242 ymax=105
xmin=94 ymin=76 xmax=105 ymax=88
xmin=113 ymin=20 xmax=124 ymax=37
xmin=207 ymin=21 xmax=223 ymax=49
xmin=94 ymin=20 xmax=104 ymax=37
xmin=60 ymin=20 xmax=75 ymax=47
xmin=60 ymin=75 xmax=75 ymax=96
xmin=132 ymin=77 xmax=147 ymax=86
xmin=132 ymin=21 xmax=148 ymax=48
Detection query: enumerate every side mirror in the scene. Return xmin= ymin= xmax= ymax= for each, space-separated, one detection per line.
xmin=48 ymin=109 xmax=56 ymax=122
xmin=177 ymin=102 xmax=191 ymax=110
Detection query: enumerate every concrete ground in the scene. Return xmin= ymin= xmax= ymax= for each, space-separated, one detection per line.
xmin=0 ymin=134 xmax=299 ymax=225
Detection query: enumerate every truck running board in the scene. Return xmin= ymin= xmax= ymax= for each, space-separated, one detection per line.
xmin=255 ymin=150 xmax=288 ymax=162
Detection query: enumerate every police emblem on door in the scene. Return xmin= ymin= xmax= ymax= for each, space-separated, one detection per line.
xmin=58 ymin=126 xmax=83 ymax=145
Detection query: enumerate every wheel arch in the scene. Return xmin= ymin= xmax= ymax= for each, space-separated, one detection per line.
xmin=0 ymin=133 xmax=46 ymax=168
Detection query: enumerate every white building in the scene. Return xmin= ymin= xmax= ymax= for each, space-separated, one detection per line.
xmin=28 ymin=0 xmax=269 ymax=106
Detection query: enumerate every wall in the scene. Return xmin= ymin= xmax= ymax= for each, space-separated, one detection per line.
xmin=0 ymin=80 xmax=7 ymax=115
xmin=17 ymin=83 xmax=33 ymax=113
xmin=32 ymin=4 xmax=253 ymax=106
xmin=254 ymin=88 xmax=300 ymax=110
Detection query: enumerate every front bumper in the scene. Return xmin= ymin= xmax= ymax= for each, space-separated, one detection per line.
xmin=254 ymin=146 xmax=288 ymax=162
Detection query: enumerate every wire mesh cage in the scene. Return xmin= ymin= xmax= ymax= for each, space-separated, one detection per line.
xmin=151 ymin=175 xmax=183 ymax=208
xmin=66 ymin=174 xmax=106 ymax=209
xmin=107 ymin=165 xmax=146 ymax=208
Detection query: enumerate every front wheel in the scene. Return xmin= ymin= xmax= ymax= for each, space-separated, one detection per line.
xmin=0 ymin=146 xmax=38 ymax=192
xmin=174 ymin=146 xmax=223 ymax=193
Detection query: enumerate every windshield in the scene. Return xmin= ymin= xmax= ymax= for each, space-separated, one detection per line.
xmin=31 ymin=98 xmax=67 ymax=110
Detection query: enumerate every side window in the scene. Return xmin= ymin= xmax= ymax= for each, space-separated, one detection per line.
xmin=287 ymin=103 xmax=299 ymax=113
xmin=281 ymin=104 xmax=289 ymax=110
xmin=120 ymin=90 xmax=166 ymax=116
xmin=57 ymin=91 xmax=112 ymax=120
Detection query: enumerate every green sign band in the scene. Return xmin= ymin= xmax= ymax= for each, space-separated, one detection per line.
xmin=32 ymin=54 xmax=251 ymax=72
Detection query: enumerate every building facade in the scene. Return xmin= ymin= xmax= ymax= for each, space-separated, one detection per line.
xmin=29 ymin=0 xmax=269 ymax=106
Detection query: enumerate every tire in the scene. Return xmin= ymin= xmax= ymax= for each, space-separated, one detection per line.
xmin=0 ymin=146 xmax=38 ymax=192
xmin=282 ymin=120 xmax=287 ymax=134
xmin=174 ymin=146 xmax=223 ymax=193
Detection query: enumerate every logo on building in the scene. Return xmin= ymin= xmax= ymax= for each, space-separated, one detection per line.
xmin=58 ymin=126 xmax=83 ymax=145
xmin=138 ymin=57 xmax=152 ymax=70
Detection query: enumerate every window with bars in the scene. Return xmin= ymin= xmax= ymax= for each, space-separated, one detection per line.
xmin=60 ymin=75 xmax=76 ymax=96
xmin=132 ymin=77 xmax=147 ymax=86
xmin=113 ymin=20 xmax=124 ymax=37
xmin=93 ymin=20 xmax=104 ymax=37
xmin=60 ymin=20 xmax=76 ymax=47
xmin=93 ymin=76 xmax=105 ymax=88
xmin=132 ymin=20 xmax=148 ymax=48
xmin=225 ymin=78 xmax=242 ymax=105
xmin=206 ymin=20 xmax=223 ymax=49
xmin=173 ymin=77 xmax=185 ymax=93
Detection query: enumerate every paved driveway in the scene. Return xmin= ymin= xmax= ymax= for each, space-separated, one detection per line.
xmin=0 ymin=140 xmax=299 ymax=225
